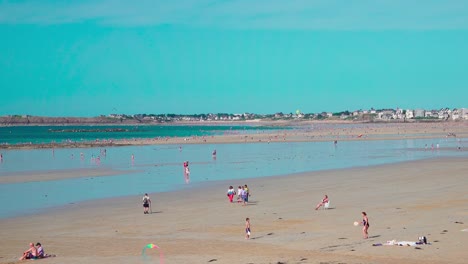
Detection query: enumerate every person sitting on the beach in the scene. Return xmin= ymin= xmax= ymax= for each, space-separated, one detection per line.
xmin=36 ymin=242 xmax=44 ymax=258
xmin=19 ymin=242 xmax=37 ymax=260
xmin=315 ymin=195 xmax=329 ymax=210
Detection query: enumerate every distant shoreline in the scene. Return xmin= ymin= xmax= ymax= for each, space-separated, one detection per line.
xmin=1 ymin=121 xmax=467 ymax=150
xmin=0 ymin=118 xmax=465 ymax=128
xmin=1 ymin=114 xmax=467 ymax=127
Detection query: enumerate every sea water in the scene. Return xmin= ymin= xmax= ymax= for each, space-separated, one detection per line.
xmin=0 ymin=125 xmax=286 ymax=145
xmin=0 ymin=137 xmax=466 ymax=219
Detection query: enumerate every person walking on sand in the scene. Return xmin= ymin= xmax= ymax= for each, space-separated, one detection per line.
xmin=245 ymin=218 xmax=251 ymax=239
xmin=227 ymin=186 xmax=235 ymax=203
xmin=142 ymin=193 xmax=151 ymax=214
xmin=237 ymin=186 xmax=242 ymax=203
xmin=240 ymin=186 xmax=247 ymax=206
xmin=362 ymin=212 xmax=370 ymax=239
xmin=19 ymin=242 xmax=37 ymax=260
xmin=315 ymin=194 xmax=329 ymax=210
xmin=244 ymin=184 xmax=250 ymax=203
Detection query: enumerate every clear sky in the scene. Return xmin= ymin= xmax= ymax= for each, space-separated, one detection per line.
xmin=1 ymin=0 xmax=468 ymax=117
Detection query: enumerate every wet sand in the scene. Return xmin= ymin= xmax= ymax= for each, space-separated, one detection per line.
xmin=0 ymin=157 xmax=467 ymax=263
xmin=2 ymin=121 xmax=467 ymax=150
xmin=0 ymin=168 xmax=137 ymax=184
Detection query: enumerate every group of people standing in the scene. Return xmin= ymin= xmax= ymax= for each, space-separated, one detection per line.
xmin=227 ymin=185 xmax=251 ymax=205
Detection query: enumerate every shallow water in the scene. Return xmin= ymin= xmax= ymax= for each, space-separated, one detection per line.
xmin=0 ymin=125 xmax=286 ymax=145
xmin=0 ymin=137 xmax=466 ymax=219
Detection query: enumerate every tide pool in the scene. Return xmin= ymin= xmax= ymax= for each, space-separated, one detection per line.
xmin=0 ymin=137 xmax=466 ymax=219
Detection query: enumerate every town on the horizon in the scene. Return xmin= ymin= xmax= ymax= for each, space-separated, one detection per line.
xmin=87 ymin=108 xmax=468 ymax=122
xmin=2 ymin=107 xmax=468 ymax=124
xmin=88 ymin=107 xmax=468 ymax=122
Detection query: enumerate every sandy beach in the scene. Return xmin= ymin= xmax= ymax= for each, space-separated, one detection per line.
xmin=1 ymin=157 xmax=467 ymax=264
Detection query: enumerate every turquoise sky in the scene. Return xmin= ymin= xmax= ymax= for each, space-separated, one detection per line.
xmin=1 ymin=0 xmax=468 ymax=117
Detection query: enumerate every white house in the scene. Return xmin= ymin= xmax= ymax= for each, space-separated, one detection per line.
xmin=414 ymin=109 xmax=425 ymax=118
xmin=460 ymin=108 xmax=468 ymax=119
xmin=378 ymin=110 xmax=394 ymax=120
xmin=395 ymin=108 xmax=404 ymax=119
xmin=405 ymin=110 xmax=414 ymax=119
xmin=451 ymin=109 xmax=460 ymax=120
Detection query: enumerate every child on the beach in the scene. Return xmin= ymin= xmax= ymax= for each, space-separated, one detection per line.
xmin=245 ymin=218 xmax=251 ymax=239
xmin=237 ymin=186 xmax=242 ymax=203
xmin=227 ymin=186 xmax=235 ymax=203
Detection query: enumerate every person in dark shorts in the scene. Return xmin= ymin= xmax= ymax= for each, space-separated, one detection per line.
xmin=142 ymin=193 xmax=151 ymax=214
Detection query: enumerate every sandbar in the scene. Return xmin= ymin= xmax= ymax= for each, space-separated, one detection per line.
xmin=1 ymin=121 xmax=467 ymax=149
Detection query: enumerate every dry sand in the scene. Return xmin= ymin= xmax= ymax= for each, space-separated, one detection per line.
xmin=1 ymin=157 xmax=467 ymax=263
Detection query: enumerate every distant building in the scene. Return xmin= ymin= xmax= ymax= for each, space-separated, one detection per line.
xmin=425 ymin=111 xmax=435 ymax=118
xmin=378 ymin=110 xmax=394 ymax=120
xmin=405 ymin=109 xmax=414 ymax=119
xmin=460 ymin=108 xmax=468 ymax=120
xmin=414 ymin=109 xmax=425 ymax=118
xmin=395 ymin=108 xmax=404 ymax=119
xmin=452 ymin=109 xmax=460 ymax=120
